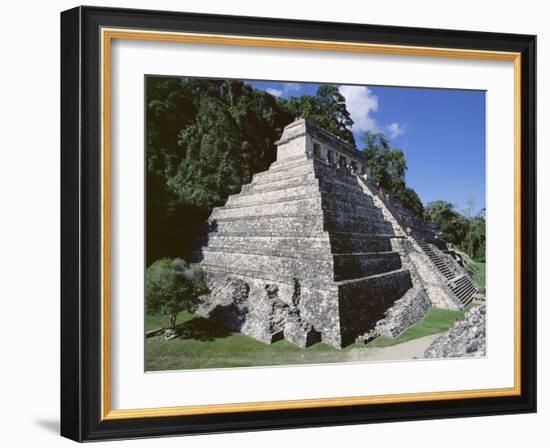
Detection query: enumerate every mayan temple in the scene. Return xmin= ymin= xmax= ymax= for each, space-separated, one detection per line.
xmin=197 ymin=118 xmax=479 ymax=348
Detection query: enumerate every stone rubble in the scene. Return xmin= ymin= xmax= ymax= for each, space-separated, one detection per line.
xmin=424 ymin=304 xmax=487 ymax=358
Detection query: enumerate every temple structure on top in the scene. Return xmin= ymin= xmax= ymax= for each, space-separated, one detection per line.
xmin=196 ymin=118 xmax=478 ymax=348
xmin=278 ymin=118 xmax=371 ymax=177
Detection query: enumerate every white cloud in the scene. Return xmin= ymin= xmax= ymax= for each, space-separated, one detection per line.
xmin=338 ymin=85 xmax=405 ymax=140
xmin=338 ymin=85 xmax=380 ymax=133
xmin=266 ymin=88 xmax=283 ymax=97
xmin=386 ymin=122 xmax=405 ymax=139
xmin=263 ymin=83 xmax=300 ymax=98
xmin=282 ymin=83 xmax=301 ymax=94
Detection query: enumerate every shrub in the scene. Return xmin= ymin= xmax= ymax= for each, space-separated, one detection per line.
xmin=146 ymin=258 xmax=207 ymax=330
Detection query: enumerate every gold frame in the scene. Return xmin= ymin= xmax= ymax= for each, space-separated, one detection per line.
xmin=100 ymin=27 xmax=522 ymax=421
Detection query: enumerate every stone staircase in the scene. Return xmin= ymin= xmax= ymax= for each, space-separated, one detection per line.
xmin=356 ymin=176 xmax=406 ymax=237
xmin=357 ymin=175 xmax=478 ymax=309
xmin=415 ymin=239 xmax=455 ymax=281
xmin=413 ymin=238 xmax=478 ymax=306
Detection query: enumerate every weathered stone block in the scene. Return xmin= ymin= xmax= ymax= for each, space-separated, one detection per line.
xmin=337 ymin=269 xmax=413 ymax=346
xmin=195 ymin=277 xmax=250 ymax=331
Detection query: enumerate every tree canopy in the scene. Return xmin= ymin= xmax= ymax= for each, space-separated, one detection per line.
xmin=146 ymin=77 xmax=293 ymax=263
xmin=426 ymin=200 xmax=486 ymax=261
xmin=285 ymin=85 xmax=355 ymax=145
xmin=146 ymin=258 xmax=207 ymax=330
xmin=360 ymin=130 xmax=425 ymax=218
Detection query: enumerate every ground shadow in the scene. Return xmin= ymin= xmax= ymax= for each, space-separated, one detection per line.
xmin=33 ymin=419 xmax=59 ymax=435
xmin=175 ymin=317 xmax=232 ymax=342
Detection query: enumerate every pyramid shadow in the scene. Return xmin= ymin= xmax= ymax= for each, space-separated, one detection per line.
xmin=175 ymin=317 xmax=232 ymax=341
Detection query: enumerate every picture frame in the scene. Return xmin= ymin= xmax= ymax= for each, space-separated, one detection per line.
xmin=60 ymin=5 xmax=536 ymax=442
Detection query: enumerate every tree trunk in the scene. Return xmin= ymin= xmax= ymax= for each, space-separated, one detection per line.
xmin=170 ymin=314 xmax=177 ymax=331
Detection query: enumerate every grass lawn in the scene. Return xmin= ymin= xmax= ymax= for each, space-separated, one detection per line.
xmin=365 ymin=307 xmax=469 ymax=348
xmin=145 ymin=305 xmax=470 ymax=371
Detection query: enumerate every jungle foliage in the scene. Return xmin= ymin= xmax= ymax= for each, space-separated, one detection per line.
xmin=360 ymin=131 xmax=425 ymax=218
xmin=146 ymin=76 xmax=483 ymax=265
xmin=425 ymin=200 xmax=486 ymax=262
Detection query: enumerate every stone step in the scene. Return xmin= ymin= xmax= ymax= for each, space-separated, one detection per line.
xmin=319 ymin=186 xmax=376 ymax=208
xmin=321 ymin=198 xmax=385 ymax=222
xmin=324 ymin=213 xmax=396 ymax=235
xmin=454 ymin=281 xmax=477 ymax=296
xmin=452 ymin=285 xmax=477 ymax=303
xmin=225 ymin=185 xmax=320 ymax=208
xmin=242 ymin=161 xmax=370 ymax=199
xmin=266 ymin=154 xmax=311 ymax=173
xmin=335 ymin=267 xmax=410 ymax=287
xmin=320 ymin=186 xmax=376 ymax=204
xmin=451 ymin=275 xmax=472 ymax=286
xmin=210 ymin=196 xmax=323 ymax=220
xmin=318 ymin=174 xmax=372 ymax=196
xmin=329 ymin=232 xmax=393 ymax=254
xmin=457 ymin=284 xmax=476 ymax=295
xmin=453 ymin=278 xmax=471 ymax=288
xmin=456 ymin=293 xmax=476 ymax=306
xmin=252 ymin=160 xmax=314 ymax=184
xmin=201 ymin=262 xmax=335 ymax=287
xmin=333 ymin=251 xmax=402 ymax=281
xmin=209 ymin=213 xmax=326 ymax=234
xmin=211 ymin=198 xmax=392 ymax=233
xmin=209 ymin=229 xmax=400 ymax=242
xmin=452 ymin=282 xmax=474 ymax=296
xmin=269 ymin=153 xmax=309 ymax=169
xmin=203 ymin=244 xmax=400 ymax=281
xmin=205 ymin=234 xmax=331 ymax=256
xmin=241 ymin=173 xmax=317 ymax=195
xmin=320 ymin=180 xmax=371 ymax=201
xmin=208 ymin=213 xmax=395 ymax=246
xmin=202 ymin=248 xmax=334 ymax=279
xmin=227 ymin=185 xmax=380 ymax=220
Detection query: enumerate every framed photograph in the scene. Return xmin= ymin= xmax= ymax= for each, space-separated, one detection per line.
xmin=60 ymin=6 xmax=536 ymax=441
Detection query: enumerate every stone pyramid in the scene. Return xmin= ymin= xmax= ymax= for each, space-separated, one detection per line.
xmin=197 ymin=119 xmax=465 ymax=348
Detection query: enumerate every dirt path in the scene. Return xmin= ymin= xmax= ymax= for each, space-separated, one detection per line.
xmin=346 ymin=333 xmax=442 ymax=363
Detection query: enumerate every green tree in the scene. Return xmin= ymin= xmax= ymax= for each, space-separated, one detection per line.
xmin=394 ymin=187 xmax=426 ymax=219
xmin=426 ymin=200 xmax=486 ymax=261
xmin=146 ymin=258 xmax=207 ymax=331
xmin=360 ymin=130 xmax=425 ymax=217
xmin=465 ymin=210 xmax=486 ymax=262
xmin=285 ymin=85 xmax=355 ymax=145
xmin=145 ymin=77 xmax=293 ymax=264
xmin=425 ymin=200 xmax=469 ymax=246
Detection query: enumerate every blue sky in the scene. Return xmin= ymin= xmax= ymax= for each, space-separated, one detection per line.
xmin=247 ymin=80 xmax=486 ymax=215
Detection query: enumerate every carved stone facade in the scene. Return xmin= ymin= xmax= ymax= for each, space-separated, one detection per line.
xmin=197 ymin=118 xmax=477 ymax=348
